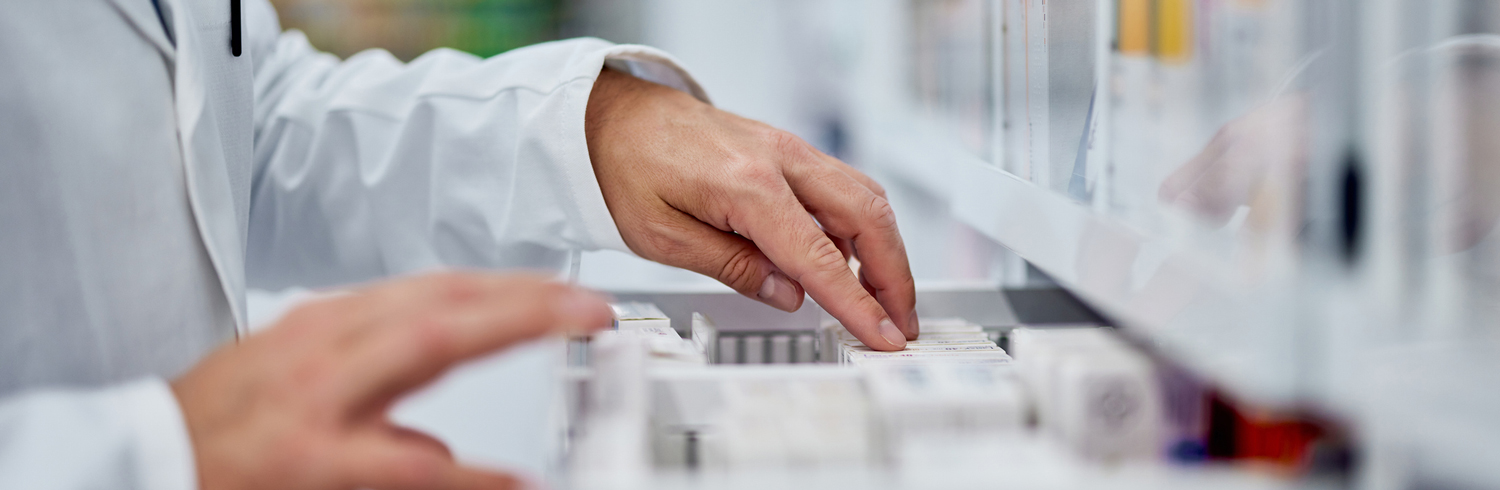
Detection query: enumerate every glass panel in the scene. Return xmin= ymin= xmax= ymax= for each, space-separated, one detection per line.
xmin=996 ymin=0 xmax=1102 ymax=198
xmin=1105 ymin=0 xmax=1310 ymax=267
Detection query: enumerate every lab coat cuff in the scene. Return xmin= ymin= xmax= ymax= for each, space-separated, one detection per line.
xmin=601 ymin=45 xmax=712 ymax=106
xmin=119 ymin=378 xmax=199 ymax=490
xmin=563 ymin=43 xmax=712 ymax=254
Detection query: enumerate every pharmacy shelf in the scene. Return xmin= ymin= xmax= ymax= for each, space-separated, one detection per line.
xmin=858 ymin=119 xmax=1315 ymax=409
xmin=606 ymin=280 xmax=1024 ymax=335
xmin=565 ymin=461 xmax=1324 ymax=490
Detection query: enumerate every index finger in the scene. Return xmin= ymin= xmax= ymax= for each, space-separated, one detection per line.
xmin=729 ymin=184 xmax=908 ymax=351
xmin=338 ymin=273 xmax=614 ymax=407
xmin=787 ymin=153 xmax=918 ymax=340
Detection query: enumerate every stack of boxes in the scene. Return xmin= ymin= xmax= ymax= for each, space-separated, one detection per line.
xmin=864 ymin=363 xmax=1030 ymax=466
xmin=821 ymin=318 xmax=1013 ymax=366
xmin=576 ymin=305 xmax=1168 ymax=474
xmin=608 ymin=302 xmax=705 ymax=366
xmin=1008 ymin=327 xmax=1164 ymax=461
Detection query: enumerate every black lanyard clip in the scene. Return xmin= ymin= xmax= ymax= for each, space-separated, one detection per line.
xmin=230 ymin=0 xmax=242 ymax=56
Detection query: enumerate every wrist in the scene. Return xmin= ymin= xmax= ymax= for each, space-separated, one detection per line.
xmin=585 ymin=68 xmax=639 ymax=150
xmin=585 ymin=67 xmax=703 ymax=158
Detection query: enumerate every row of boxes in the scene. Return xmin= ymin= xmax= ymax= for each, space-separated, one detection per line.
xmin=822 ymin=318 xmax=1014 ymax=367
xmin=574 ymin=304 xmax=1169 ymax=473
xmin=569 ymin=303 xmax=1340 ymax=481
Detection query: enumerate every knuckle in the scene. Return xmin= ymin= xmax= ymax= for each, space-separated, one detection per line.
xmin=638 ymin=220 xmax=694 ymax=259
xmin=405 ymin=317 xmax=457 ymax=363
xmin=428 ymin=271 xmax=483 ymax=304
xmin=717 ymin=247 xmax=762 ymax=292
xmin=803 ymin=236 xmax=849 ymax=274
xmin=767 ymin=129 xmax=808 ymax=155
xmin=862 ymin=195 xmax=898 ymax=230
xmin=766 ymin=129 xmax=821 ymax=168
xmin=726 ymin=156 xmax=783 ymax=195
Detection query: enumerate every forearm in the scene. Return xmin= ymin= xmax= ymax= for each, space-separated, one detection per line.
xmin=248 ymin=32 xmax=706 ymax=289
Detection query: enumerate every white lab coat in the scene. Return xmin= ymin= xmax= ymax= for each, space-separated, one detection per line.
xmin=0 ymin=0 xmax=705 ymax=488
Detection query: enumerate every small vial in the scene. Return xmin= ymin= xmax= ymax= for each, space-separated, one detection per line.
xmin=743 ymin=335 xmax=765 ymax=364
xmin=718 ymin=336 xmax=741 ymax=364
xmin=794 ymin=334 xmax=816 ymax=363
xmin=770 ymin=335 xmax=792 ymax=364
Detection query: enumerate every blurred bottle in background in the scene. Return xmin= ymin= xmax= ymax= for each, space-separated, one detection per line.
xmin=270 ymin=0 xmax=564 ymax=60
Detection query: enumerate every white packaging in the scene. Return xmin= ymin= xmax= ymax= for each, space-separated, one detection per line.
xmin=611 ymin=302 xmax=671 ymax=332
xmin=648 ymin=375 xmax=724 ymax=470
xmin=865 ymin=363 xmax=1029 ymax=468
xmin=832 ymin=318 xmax=1009 ymax=367
xmin=690 ymin=313 xmax=719 ymax=364
xmin=1009 ymin=327 xmax=1163 ymax=462
xmin=607 ymin=324 xmax=704 ymax=366
xmin=846 ymin=344 xmax=1005 ymax=353
xmin=836 ymin=330 xmax=990 ymax=344
xmin=570 ymin=332 xmax=649 ymax=485
xmin=846 ymin=349 xmax=1013 ymax=367
xmin=1053 ymin=349 xmax=1162 ymax=461
xmin=823 ymin=318 xmax=990 ymax=360
xmin=866 ymin=363 xmax=1029 ymax=435
xmin=819 ymin=320 xmax=842 ymax=362
xmin=919 ymin=318 xmax=989 ymax=331
xmin=1009 ymin=326 xmax=1114 ymax=430
xmin=717 ymin=372 xmax=873 ymax=469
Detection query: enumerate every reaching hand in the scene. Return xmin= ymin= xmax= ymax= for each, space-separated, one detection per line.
xmin=1159 ymin=95 xmax=1307 ymax=226
xmin=585 ymin=68 xmax=916 ymax=351
xmin=172 ymin=272 xmax=613 ymax=490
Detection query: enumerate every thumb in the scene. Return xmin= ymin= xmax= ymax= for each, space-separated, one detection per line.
xmin=344 ymin=428 xmax=523 ymax=490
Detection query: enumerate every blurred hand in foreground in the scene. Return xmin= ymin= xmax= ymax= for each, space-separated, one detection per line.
xmin=172 ymin=272 xmax=613 ymax=490
xmin=586 ymin=68 xmax=916 ymax=351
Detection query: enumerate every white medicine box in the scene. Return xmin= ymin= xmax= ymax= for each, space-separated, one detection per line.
xmin=611 ymin=302 xmax=671 ymax=332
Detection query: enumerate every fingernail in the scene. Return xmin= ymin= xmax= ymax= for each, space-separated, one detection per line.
xmin=879 ymin=318 xmax=907 ymax=350
xmin=554 ymin=288 xmax=612 ymax=335
xmin=906 ymin=310 xmax=921 ymax=340
xmin=757 ymin=272 xmax=800 ymax=311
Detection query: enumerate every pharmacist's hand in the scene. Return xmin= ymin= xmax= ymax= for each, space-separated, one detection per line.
xmin=586 ymin=68 xmax=915 ymax=351
xmin=171 ymin=272 xmax=613 ymax=490
xmin=1159 ymin=95 xmax=1307 ymax=226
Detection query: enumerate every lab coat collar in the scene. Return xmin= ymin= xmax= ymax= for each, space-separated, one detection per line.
xmin=150 ymin=0 xmax=251 ymax=336
xmin=106 ymin=0 xmax=175 ymax=63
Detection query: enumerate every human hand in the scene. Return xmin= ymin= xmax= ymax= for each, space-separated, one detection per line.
xmin=585 ymin=68 xmax=915 ymax=351
xmin=1159 ymin=95 xmax=1307 ymax=226
xmin=172 ymin=272 xmax=613 ymax=490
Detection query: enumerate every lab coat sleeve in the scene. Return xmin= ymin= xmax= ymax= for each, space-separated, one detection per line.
xmin=244 ymin=0 xmax=708 ymax=289
xmin=0 ymin=379 xmax=197 ymax=490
